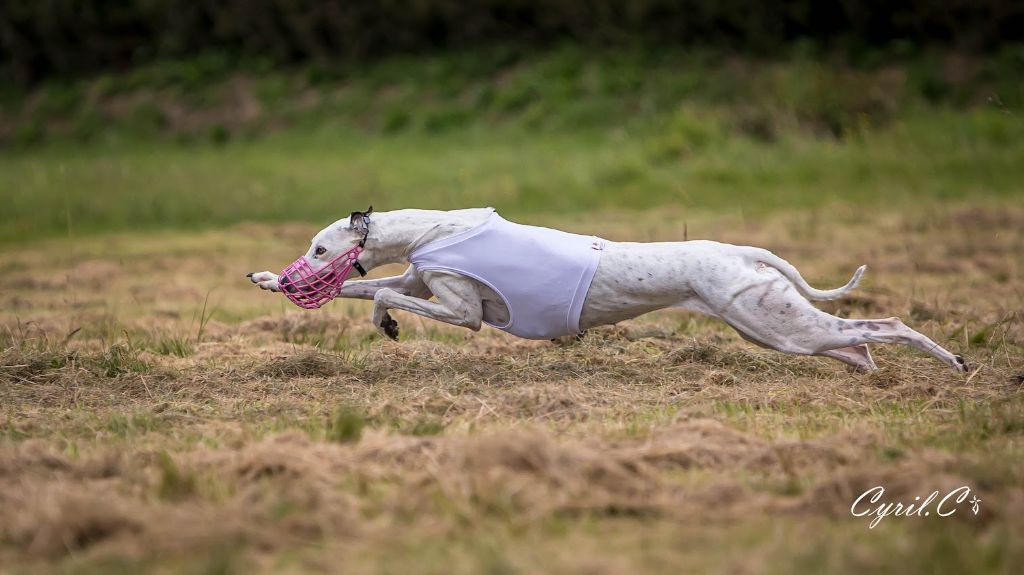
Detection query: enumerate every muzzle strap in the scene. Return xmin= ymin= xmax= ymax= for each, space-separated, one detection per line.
xmin=353 ymin=210 xmax=371 ymax=271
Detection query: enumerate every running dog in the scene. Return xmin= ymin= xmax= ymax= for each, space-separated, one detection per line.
xmin=248 ymin=207 xmax=967 ymax=372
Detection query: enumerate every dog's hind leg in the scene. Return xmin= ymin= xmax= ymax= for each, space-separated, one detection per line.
xmin=822 ymin=317 xmax=965 ymax=371
xmin=697 ymin=267 xmax=965 ymax=372
xmin=817 ymin=345 xmax=877 ymax=372
xmin=730 ymin=318 xmax=876 ymax=371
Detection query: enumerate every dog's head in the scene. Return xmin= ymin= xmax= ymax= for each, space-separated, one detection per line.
xmin=277 ymin=206 xmax=373 ymax=308
xmin=302 ymin=206 xmax=373 ymax=273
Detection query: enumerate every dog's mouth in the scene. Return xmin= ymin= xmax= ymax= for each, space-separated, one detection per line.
xmin=278 ymin=247 xmax=364 ymax=309
xmin=280 ymin=269 xmax=338 ymax=295
xmin=280 ymin=276 xmax=299 ymax=294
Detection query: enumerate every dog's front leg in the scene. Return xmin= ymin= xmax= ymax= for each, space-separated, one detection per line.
xmin=247 ymin=266 xmax=431 ymax=298
xmin=371 ymin=271 xmax=482 ymax=340
xmin=338 ymin=266 xmax=432 ymax=300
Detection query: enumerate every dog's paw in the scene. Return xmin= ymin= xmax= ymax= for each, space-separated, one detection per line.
xmin=954 ymin=354 xmax=976 ymax=373
xmin=248 ymin=271 xmax=281 ymax=292
xmin=379 ymin=312 xmax=400 ymax=341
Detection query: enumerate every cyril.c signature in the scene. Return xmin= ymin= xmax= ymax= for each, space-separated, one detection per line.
xmin=851 ymin=485 xmax=981 ymax=529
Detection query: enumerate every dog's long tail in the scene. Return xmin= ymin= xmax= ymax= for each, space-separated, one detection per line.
xmin=745 ymin=248 xmax=866 ymax=301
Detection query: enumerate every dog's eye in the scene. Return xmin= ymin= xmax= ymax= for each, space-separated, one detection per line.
xmin=315 ymin=246 xmax=326 ymax=256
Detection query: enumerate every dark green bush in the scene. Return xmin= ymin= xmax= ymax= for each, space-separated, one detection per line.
xmin=2 ymin=1 xmax=1021 ymax=86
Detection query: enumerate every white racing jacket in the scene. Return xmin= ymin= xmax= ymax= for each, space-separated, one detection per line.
xmin=409 ymin=209 xmax=605 ymax=339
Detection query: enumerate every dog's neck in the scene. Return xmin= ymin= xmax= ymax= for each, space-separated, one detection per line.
xmin=354 ymin=208 xmax=492 ymax=271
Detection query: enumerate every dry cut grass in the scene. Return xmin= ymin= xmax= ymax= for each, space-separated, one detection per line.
xmin=1 ymin=202 xmax=1022 ymax=574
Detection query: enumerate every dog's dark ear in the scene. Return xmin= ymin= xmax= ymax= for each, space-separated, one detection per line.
xmin=349 ymin=206 xmax=373 ymax=225
xmin=348 ymin=206 xmax=373 ymax=230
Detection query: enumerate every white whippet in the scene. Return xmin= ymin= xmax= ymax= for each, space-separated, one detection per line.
xmin=248 ymin=207 xmax=967 ymax=372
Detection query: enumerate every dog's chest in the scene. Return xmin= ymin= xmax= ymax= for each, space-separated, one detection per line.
xmin=409 ymin=211 xmax=604 ymax=339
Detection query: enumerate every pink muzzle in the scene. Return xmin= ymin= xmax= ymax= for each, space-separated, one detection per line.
xmin=279 ymin=245 xmax=364 ymax=309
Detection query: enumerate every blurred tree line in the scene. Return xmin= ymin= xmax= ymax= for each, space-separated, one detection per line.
xmin=1 ymin=0 xmax=1021 ymax=86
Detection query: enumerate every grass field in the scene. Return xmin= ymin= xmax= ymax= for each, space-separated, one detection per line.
xmin=2 ymin=203 xmax=1022 ymax=574
xmin=1 ymin=49 xmax=1023 ymax=574
xmin=3 ymin=46 xmax=1023 ymax=242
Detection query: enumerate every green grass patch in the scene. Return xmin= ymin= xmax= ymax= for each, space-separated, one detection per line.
xmin=150 ymin=333 xmax=195 ymax=357
xmin=104 ymin=411 xmax=167 ymax=438
xmin=156 ymin=450 xmax=200 ymax=501
xmin=326 ymin=405 xmax=365 ymax=443
xmin=1 ymin=48 xmax=1022 ymax=242
xmin=2 ymin=108 xmax=1021 ymax=243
